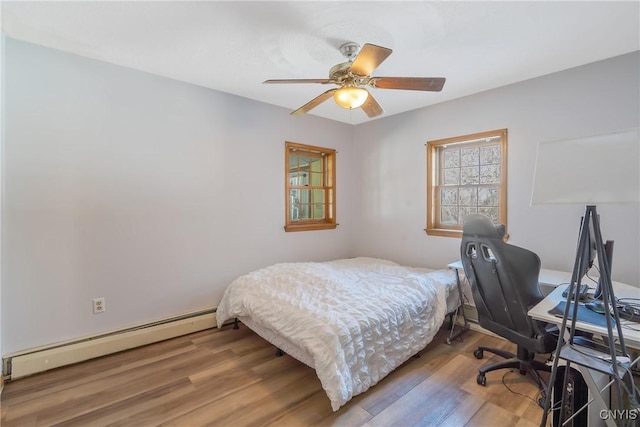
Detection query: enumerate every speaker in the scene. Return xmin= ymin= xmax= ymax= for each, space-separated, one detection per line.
xmin=553 ymin=366 xmax=588 ymax=427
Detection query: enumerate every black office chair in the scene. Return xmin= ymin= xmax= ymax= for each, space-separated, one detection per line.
xmin=460 ymin=214 xmax=557 ymax=401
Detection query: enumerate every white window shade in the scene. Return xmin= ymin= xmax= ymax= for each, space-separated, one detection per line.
xmin=531 ymin=128 xmax=639 ymax=205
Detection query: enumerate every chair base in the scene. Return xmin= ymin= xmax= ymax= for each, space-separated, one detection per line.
xmin=474 ymin=345 xmax=551 ymax=406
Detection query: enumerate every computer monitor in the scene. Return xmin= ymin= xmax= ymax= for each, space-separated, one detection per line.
xmin=576 ymin=217 xmax=597 ymax=281
xmin=593 ymin=240 xmax=614 ymax=300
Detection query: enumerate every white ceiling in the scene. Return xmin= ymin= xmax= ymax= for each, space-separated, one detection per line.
xmin=2 ymin=1 xmax=639 ymax=125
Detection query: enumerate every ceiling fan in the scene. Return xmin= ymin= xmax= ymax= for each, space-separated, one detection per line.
xmin=263 ymin=42 xmax=446 ymax=118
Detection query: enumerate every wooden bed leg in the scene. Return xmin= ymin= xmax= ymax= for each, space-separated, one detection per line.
xmin=275 ymin=348 xmax=284 ymax=357
xmin=233 ymin=318 xmax=239 ymax=329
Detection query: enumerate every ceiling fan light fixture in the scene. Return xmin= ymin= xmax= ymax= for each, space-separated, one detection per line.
xmin=333 ymin=86 xmax=368 ymax=109
xmin=265 ymin=43 xmax=443 ymax=118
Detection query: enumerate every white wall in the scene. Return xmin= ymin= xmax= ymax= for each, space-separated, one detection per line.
xmin=352 ymin=51 xmax=640 ymax=286
xmin=2 ymin=38 xmax=356 ymax=354
xmin=3 ymin=37 xmax=639 ymax=357
xmin=0 ymin=33 xmax=5 ymax=369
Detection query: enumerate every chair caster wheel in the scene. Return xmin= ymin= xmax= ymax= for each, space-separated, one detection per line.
xmin=474 ymin=349 xmax=483 ymax=359
xmin=477 ymin=373 xmax=486 ymax=386
xmin=537 ymin=395 xmax=546 ymax=408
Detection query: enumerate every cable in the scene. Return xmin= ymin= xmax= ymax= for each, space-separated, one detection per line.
xmin=618 ymin=298 xmax=640 ymax=303
xmin=500 ymin=369 xmax=564 ymax=413
xmin=585 ymin=270 xmax=599 ymax=285
xmin=501 ymin=369 xmax=539 ymax=404
xmin=621 ymin=323 xmax=640 ymax=332
xmin=615 ymin=355 xmax=640 ymax=410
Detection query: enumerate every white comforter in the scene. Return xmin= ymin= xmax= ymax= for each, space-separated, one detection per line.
xmin=216 ymin=257 xmax=456 ymax=411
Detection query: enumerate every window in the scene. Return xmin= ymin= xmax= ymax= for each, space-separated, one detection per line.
xmin=426 ymin=129 xmax=507 ymax=237
xmin=285 ymin=141 xmax=337 ymax=232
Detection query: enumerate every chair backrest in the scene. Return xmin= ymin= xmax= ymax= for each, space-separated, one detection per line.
xmin=460 ymin=214 xmax=546 ymax=347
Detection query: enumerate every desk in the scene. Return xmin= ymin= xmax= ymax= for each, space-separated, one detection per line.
xmin=528 ymin=282 xmax=640 ymax=350
xmin=529 ymin=282 xmax=640 ymax=427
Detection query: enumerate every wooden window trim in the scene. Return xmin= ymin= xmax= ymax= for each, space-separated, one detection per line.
xmin=284 ymin=141 xmax=337 ymax=232
xmin=426 ymin=129 xmax=507 ymax=238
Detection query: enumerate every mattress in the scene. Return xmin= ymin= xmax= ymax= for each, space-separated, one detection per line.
xmin=216 ymin=257 xmax=458 ymax=410
xmin=238 ymin=269 xmax=460 ymax=368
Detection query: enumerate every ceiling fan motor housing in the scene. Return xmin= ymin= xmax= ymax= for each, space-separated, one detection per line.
xmin=329 ymin=62 xmax=353 ymax=81
xmin=339 ymin=42 xmax=360 ymax=60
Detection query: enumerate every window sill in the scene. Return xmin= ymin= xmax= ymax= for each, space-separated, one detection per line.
xmin=285 ymin=223 xmax=338 ymax=232
xmin=425 ymin=228 xmax=462 ymax=238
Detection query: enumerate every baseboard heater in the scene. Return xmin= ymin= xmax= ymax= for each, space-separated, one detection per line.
xmin=3 ymin=308 xmax=219 ymax=381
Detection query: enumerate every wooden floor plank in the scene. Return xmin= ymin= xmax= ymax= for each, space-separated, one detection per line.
xmin=353 ymin=344 xmax=452 ymax=416
xmin=161 ymin=363 xmax=313 ymax=426
xmin=437 ymin=392 xmax=485 ymax=426
xmin=53 ymin=378 xmax=196 ymax=427
xmin=4 ymin=347 xmax=225 ymax=425
xmin=1 ymin=325 xmax=546 ymax=427
xmin=312 ymin=404 xmax=373 ymax=427
xmin=366 ymin=354 xmax=479 ymax=427
xmin=465 ymin=401 xmax=522 ymax=426
xmin=207 ymin=371 xmax=323 ymax=427
xmin=264 ymin=390 xmax=373 ymax=427
xmin=1 ymin=337 xmax=197 ymax=403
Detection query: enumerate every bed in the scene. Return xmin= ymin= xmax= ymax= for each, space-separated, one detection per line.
xmin=215 ymin=257 xmax=459 ymax=411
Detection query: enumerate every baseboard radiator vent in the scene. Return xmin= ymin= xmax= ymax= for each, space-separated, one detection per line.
xmin=3 ymin=309 xmax=220 ymax=381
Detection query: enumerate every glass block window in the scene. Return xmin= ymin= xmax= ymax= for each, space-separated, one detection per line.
xmin=426 ymin=129 xmax=507 ymax=237
xmin=285 ymin=141 xmax=337 ymax=232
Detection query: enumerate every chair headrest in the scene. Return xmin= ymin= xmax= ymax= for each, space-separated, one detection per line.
xmin=462 ymin=214 xmax=505 ymax=239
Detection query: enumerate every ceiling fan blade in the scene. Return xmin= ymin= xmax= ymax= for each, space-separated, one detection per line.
xmin=361 ymin=92 xmax=383 ymax=118
xmin=349 ymin=43 xmax=393 ymax=76
xmin=371 ymin=77 xmax=446 ymax=91
xmin=263 ymin=79 xmax=333 ymax=84
xmin=291 ymin=89 xmax=337 ymax=115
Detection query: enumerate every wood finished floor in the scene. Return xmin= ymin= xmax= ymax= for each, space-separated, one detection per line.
xmin=1 ymin=324 xmax=549 ymax=427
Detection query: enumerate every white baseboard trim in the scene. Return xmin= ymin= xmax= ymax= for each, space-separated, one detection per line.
xmin=455 ymin=303 xmax=502 ymax=339
xmin=3 ymin=309 xmax=218 ymax=380
xmin=466 ymin=321 xmax=502 ymax=339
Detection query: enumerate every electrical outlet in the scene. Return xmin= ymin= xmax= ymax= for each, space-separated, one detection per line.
xmin=93 ymin=297 xmax=105 ymax=314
